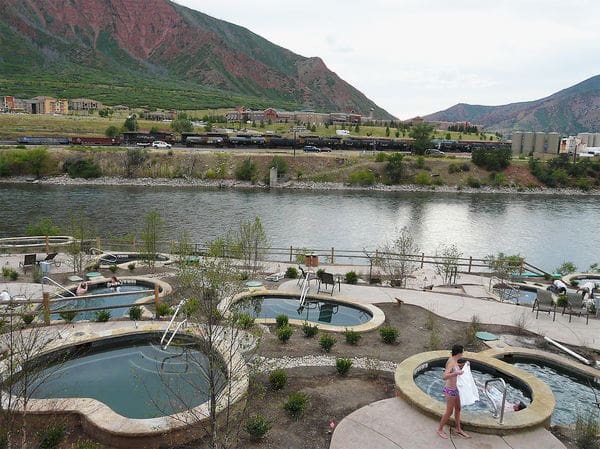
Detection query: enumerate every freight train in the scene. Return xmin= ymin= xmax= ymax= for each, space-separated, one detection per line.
xmin=15 ymin=132 xmax=509 ymax=153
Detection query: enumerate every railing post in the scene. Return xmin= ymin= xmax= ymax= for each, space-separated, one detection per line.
xmin=133 ymin=237 xmax=136 ymax=251
xmin=154 ymin=284 xmax=160 ymax=318
xmin=45 ymin=235 xmax=50 ymax=254
xmin=290 ymin=245 xmax=293 ymax=263
xmin=520 ymin=258 xmax=524 ymax=275
xmin=96 ymin=237 xmax=101 ymax=251
xmin=331 ymin=247 xmax=334 ymax=264
xmin=468 ymin=256 xmax=472 ymax=273
xmin=421 ymin=252 xmax=425 ymax=269
xmin=43 ymin=292 xmax=50 ymax=325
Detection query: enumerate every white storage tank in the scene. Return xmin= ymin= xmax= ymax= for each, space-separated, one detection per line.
xmin=511 ymin=131 xmax=523 ymax=155
xmin=547 ymin=132 xmax=560 ymax=155
xmin=522 ymin=132 xmax=535 ymax=154
xmin=578 ymin=132 xmax=591 ymax=146
xmin=534 ymin=132 xmax=546 ymax=154
xmin=594 ymin=133 xmax=600 ymax=147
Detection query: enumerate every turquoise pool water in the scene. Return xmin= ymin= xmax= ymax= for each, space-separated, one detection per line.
xmin=20 ymin=335 xmax=226 ymax=419
xmin=236 ymin=295 xmax=372 ymax=326
xmin=50 ymin=285 xmax=150 ymax=321
xmin=414 ymin=365 xmax=530 ymax=414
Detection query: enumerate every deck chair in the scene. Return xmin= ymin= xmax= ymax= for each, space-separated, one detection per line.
xmin=317 ymin=272 xmax=340 ymax=295
xmin=567 ymin=292 xmax=590 ymax=324
xmin=40 ymin=252 xmax=61 ymax=267
xmin=532 ymin=289 xmax=556 ymax=321
xmin=19 ymin=254 xmax=38 ymax=272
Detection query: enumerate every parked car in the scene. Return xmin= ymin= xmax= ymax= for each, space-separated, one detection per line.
xmin=424 ymin=148 xmax=445 ymax=156
xmin=303 ymin=145 xmax=320 ymax=152
xmin=151 ymin=140 xmax=172 ymax=149
xmin=319 ymin=147 xmax=332 ymax=152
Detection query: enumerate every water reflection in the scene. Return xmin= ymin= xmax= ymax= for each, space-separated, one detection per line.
xmin=1 ymin=184 xmax=600 ymax=269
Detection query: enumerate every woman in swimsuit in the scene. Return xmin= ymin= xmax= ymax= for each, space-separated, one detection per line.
xmin=437 ymin=344 xmax=470 ymax=439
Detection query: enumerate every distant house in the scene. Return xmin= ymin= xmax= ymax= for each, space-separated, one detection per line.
xmin=27 ymin=96 xmax=68 ymax=114
xmin=69 ymin=98 xmax=103 ymax=113
xmin=142 ymin=110 xmax=175 ymax=121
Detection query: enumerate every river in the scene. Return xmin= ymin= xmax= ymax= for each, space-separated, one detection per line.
xmin=1 ymin=183 xmax=598 ymax=271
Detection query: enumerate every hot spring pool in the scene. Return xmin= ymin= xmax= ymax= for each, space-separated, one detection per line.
xmin=236 ymin=294 xmax=373 ymax=326
xmin=18 ymin=334 xmax=226 ymax=419
xmin=505 ymin=356 xmax=600 ymax=426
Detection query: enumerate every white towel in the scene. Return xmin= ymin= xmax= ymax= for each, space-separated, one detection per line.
xmin=456 ymin=362 xmax=479 ymax=406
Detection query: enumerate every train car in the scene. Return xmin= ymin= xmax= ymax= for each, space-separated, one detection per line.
xmin=121 ymin=132 xmax=176 ymax=146
xmin=17 ymin=136 xmax=70 ymax=145
xmin=182 ymin=133 xmax=226 ymax=147
xmin=227 ymin=135 xmax=266 ymax=146
xmin=69 ymin=136 xmax=121 ymax=146
xmin=265 ymin=136 xmax=296 ymax=148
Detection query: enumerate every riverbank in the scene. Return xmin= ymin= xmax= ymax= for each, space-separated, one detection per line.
xmin=1 ymin=174 xmax=599 ymax=196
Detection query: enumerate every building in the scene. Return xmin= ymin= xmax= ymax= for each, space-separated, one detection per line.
xmin=27 ymin=96 xmax=68 ymax=114
xmin=69 ymin=98 xmax=103 ymax=113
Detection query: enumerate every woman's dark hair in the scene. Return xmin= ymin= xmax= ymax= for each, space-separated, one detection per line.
xmin=451 ymin=344 xmax=464 ymax=356
xmin=517 ymin=401 xmax=527 ymax=411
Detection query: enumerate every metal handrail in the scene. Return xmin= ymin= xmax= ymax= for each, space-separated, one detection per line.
xmin=484 ymin=378 xmax=507 ymax=424
xmin=299 ymin=272 xmax=311 ymax=307
xmin=42 ymin=276 xmax=76 ymax=298
xmin=160 ymin=299 xmax=187 ymax=349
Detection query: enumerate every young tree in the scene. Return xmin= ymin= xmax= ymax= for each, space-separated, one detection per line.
xmin=105 ymin=125 xmax=120 ymax=138
xmin=171 ymin=113 xmax=194 ymax=134
xmin=123 ymin=114 xmax=138 ymax=132
xmin=141 ymin=210 xmax=164 ymax=271
xmin=435 ymin=243 xmax=463 ymax=285
xmin=237 ymin=217 xmax=269 ymax=274
xmin=385 ymin=153 xmax=405 ymax=184
xmin=66 ymin=213 xmax=94 ymax=275
xmin=485 ymin=252 xmax=523 ymax=285
xmin=378 ymin=226 xmax=420 ymax=287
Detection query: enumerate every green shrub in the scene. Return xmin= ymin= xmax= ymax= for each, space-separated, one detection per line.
xmin=284 ymin=392 xmax=309 ymax=419
xmin=21 ymin=314 xmax=34 ymax=325
xmin=270 ymin=156 xmax=288 ymax=176
xmin=471 ymin=147 xmax=511 ymax=171
xmin=336 ymin=358 xmax=353 ymax=376
xmin=32 ymin=264 xmax=42 ymax=283
xmin=65 ymin=158 xmax=102 ymax=179
xmin=414 ymin=156 xmax=426 ymax=169
xmin=285 ymin=266 xmax=298 ymax=279
xmin=275 ymin=314 xmax=289 ymax=328
xmin=465 ymin=176 xmax=481 ymax=188
xmin=95 ymin=310 xmax=111 ymax=322
xmin=348 ymin=169 xmax=376 ymax=186
xmin=414 ymin=172 xmax=431 ymax=185
xmin=319 ymin=333 xmax=336 ymax=352
xmin=2 ymin=268 xmax=19 ymax=281
xmin=345 ymin=271 xmax=358 ymax=284
xmin=37 ymin=424 xmax=65 ymax=449
xmin=156 ymin=302 xmax=172 ymax=317
xmin=108 ymin=265 xmax=118 ymax=273
xmin=375 ymin=152 xmax=388 ymax=162
xmin=70 ymin=440 xmax=103 ymax=449
xmin=236 ymin=312 xmax=255 ymax=329
xmin=235 ymin=158 xmax=258 ymax=182
xmin=25 ymin=217 xmax=61 ymax=236
xmin=127 ymin=263 xmax=136 ymax=271
xmin=379 ymin=325 xmax=399 ymax=344
xmin=59 ymin=309 xmax=78 ymax=322
xmin=269 ymin=368 xmax=288 ymax=390
xmin=129 ymin=305 xmax=142 ymax=320
xmin=575 ymin=412 xmax=600 ymax=449
xmin=244 ymin=414 xmax=272 ymax=439
xmin=343 ymin=328 xmax=361 ymax=345
xmin=277 ymin=324 xmax=294 ymax=342
xmin=302 ymin=322 xmax=319 ymax=338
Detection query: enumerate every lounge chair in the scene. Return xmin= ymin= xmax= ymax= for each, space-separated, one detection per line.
xmin=532 ymin=289 xmax=556 ymax=321
xmin=19 ymin=254 xmax=38 ymax=273
xmin=317 ymin=272 xmax=340 ymax=295
xmin=40 ymin=252 xmax=61 ymax=267
xmin=567 ymin=292 xmax=590 ymax=324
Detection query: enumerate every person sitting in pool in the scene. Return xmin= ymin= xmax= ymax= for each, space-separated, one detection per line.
xmin=108 ymin=276 xmax=121 ymax=291
xmin=76 ymin=282 xmax=89 ymax=296
xmin=477 ymin=381 xmax=527 ymax=413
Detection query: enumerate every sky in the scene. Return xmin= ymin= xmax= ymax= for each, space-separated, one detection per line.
xmin=174 ymin=0 xmax=600 ymax=120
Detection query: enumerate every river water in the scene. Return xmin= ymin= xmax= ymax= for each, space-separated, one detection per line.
xmin=1 ymin=183 xmax=599 ymax=271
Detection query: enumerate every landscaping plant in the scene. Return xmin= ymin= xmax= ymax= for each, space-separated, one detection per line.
xmin=269 ymin=368 xmax=288 ymax=391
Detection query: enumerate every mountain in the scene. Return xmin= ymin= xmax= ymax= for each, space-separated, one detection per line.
xmin=0 ymin=0 xmax=393 ymax=118
xmin=424 ymin=75 xmax=600 ymax=135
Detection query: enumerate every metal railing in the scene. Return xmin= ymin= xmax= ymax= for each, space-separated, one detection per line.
xmin=484 ymin=378 xmax=508 ymax=424
xmin=160 ymin=299 xmax=188 ymax=350
xmin=42 ymin=276 xmax=76 ymax=298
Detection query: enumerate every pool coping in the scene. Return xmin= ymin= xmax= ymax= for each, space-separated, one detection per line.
xmin=91 ymin=252 xmax=175 ymax=269
xmin=0 ymin=323 xmax=248 ymax=448
xmin=232 ymin=289 xmax=385 ymax=333
xmin=395 ymin=350 xmax=554 ymax=435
